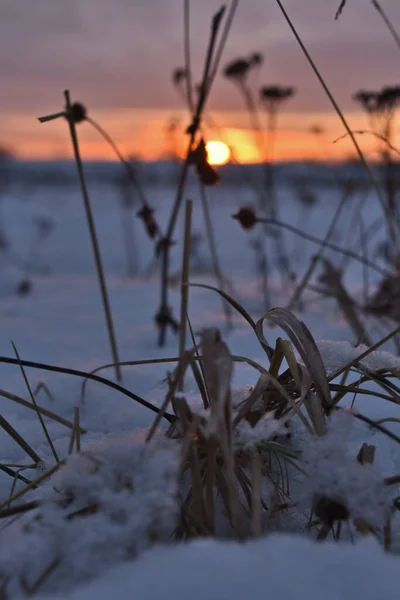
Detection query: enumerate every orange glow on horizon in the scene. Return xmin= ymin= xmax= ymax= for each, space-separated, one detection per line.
xmin=0 ymin=108 xmax=390 ymax=164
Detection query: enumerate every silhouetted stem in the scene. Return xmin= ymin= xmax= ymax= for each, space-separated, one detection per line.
xmin=64 ymin=91 xmax=121 ymax=381
xmin=274 ymin=0 xmax=397 ymax=247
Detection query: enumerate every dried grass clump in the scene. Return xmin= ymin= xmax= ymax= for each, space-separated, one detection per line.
xmin=160 ymin=287 xmax=400 ymax=547
xmin=2 ymin=291 xmax=400 ymax=597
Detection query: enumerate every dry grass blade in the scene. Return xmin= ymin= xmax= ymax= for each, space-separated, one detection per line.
xmin=0 ymin=501 xmax=38 ymax=519
xmin=251 ymin=451 xmax=262 ymax=538
xmin=190 ymin=356 xmax=209 ymax=410
xmin=372 ymin=0 xmax=400 ymax=50
xmin=146 ymin=349 xmax=194 ymax=442
xmin=189 ymin=282 xmax=256 ymax=330
xmin=206 ymin=0 xmax=239 ymax=91
xmin=74 ymin=408 xmax=81 ymax=452
xmin=178 ymin=200 xmax=193 ymax=392
xmin=274 ymin=0 xmax=394 ymax=242
xmin=33 ymin=382 xmax=54 ymax=404
xmin=184 ymin=0 xmax=194 ymax=113
xmin=320 ymin=258 xmax=372 ymax=346
xmin=199 ymin=184 xmax=233 ymax=329
xmin=68 ymin=420 xmax=76 ymax=456
xmin=187 ymin=446 xmax=208 ymax=528
xmin=64 ymin=90 xmax=121 ymax=380
xmin=335 ymin=0 xmax=347 ymax=19
xmin=279 ymin=339 xmax=302 ymax=388
xmin=12 ymin=342 xmax=59 ymax=464
xmin=187 ymin=315 xmax=210 ymax=409
xmin=269 ymin=338 xmax=286 ymax=378
xmin=336 ymin=407 xmax=400 ymax=445
xmin=0 ymin=460 xmax=65 ymax=510
xmin=256 ymin=308 xmax=331 ymax=412
xmin=334 ymin=130 xmax=400 ymax=156
xmin=233 ymin=374 xmax=269 ymax=427
xmin=0 ymin=388 xmax=86 ymax=433
xmin=20 ymin=557 xmax=61 ymax=596
xmin=79 ymin=356 xmax=178 ymax=403
xmin=0 ymin=354 xmax=175 ymax=423
xmin=205 ymin=440 xmax=217 ymax=533
xmin=0 ymin=414 xmax=41 ymax=465
xmin=0 ymin=464 xmax=31 ymax=486
xmin=329 ymin=324 xmax=400 ymax=381
xmin=201 ymin=329 xmax=233 ymax=435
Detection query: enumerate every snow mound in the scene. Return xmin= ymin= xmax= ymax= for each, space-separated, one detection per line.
xmin=0 ymin=436 xmax=180 ymax=596
xmin=301 ymin=411 xmax=393 ymax=528
xmin=37 ymin=533 xmax=400 ymax=600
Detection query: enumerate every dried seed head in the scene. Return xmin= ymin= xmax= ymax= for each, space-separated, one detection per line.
xmin=249 ymin=52 xmax=263 ymax=68
xmin=189 ymin=139 xmax=220 ymax=186
xmin=224 ymin=58 xmax=251 ymax=81
xmin=232 ymin=206 xmax=257 ymax=230
xmin=314 ymin=495 xmax=349 ymax=527
xmin=16 ymin=279 xmax=32 ymax=297
xmin=172 ymin=68 xmax=187 ymax=86
xmin=155 ymin=306 xmax=179 ymax=332
xmin=137 ymin=205 xmax=159 ymax=239
xmin=70 ymin=102 xmax=87 ymax=124
xmin=260 ymin=86 xmax=296 ymax=108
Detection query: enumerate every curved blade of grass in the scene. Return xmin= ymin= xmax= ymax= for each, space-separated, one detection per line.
xmin=256 ymin=308 xmax=331 ymax=412
xmin=189 ymin=282 xmax=274 ymax=359
xmin=0 ymin=355 xmax=175 ymax=424
xmin=189 ymin=283 xmax=256 ymax=329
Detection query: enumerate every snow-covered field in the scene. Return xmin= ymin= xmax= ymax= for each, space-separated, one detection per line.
xmin=0 ymin=165 xmax=399 ymax=598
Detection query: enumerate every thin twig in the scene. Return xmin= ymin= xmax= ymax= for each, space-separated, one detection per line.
xmin=274 ymin=0 xmax=396 ymax=243
xmin=0 ymin=388 xmax=86 ymax=433
xmin=157 ymin=6 xmax=228 ymax=346
xmin=0 ymin=461 xmax=65 ymax=510
xmin=372 ymin=0 xmax=400 ymax=50
xmin=199 ymin=184 xmax=233 ymax=328
xmin=253 ymin=215 xmax=389 ymax=277
xmin=12 ymin=342 xmax=60 ymax=464
xmin=184 ymin=0 xmax=194 ymax=113
xmin=74 ymin=407 xmax=81 ymax=453
xmin=86 ymin=116 xmax=151 ymax=211
xmin=64 ymin=91 xmax=121 ymax=380
xmin=329 ymin=324 xmax=400 ymax=381
xmin=335 ymin=0 xmax=347 ymax=19
xmin=0 ymin=415 xmax=41 ymax=465
xmin=207 ymin=0 xmax=239 ymax=91
xmin=0 ymin=355 xmax=176 ymax=423
xmin=178 ymin=200 xmax=193 ymax=391
xmin=333 ymin=129 xmax=400 ymax=156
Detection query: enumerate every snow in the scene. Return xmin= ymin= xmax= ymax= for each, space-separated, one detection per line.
xmin=0 ymin=165 xmax=399 ymax=598
xmin=36 ymin=534 xmax=400 ymax=600
xmin=0 ymin=437 xmax=179 ymax=596
xmin=300 ymin=411 xmax=393 ymax=529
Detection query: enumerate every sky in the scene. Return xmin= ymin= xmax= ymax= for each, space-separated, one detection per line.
xmin=1 ymin=0 xmax=399 ymax=162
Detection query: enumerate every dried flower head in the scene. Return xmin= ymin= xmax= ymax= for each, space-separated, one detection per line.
xmin=260 ymin=86 xmax=296 ymax=110
xmin=232 ymin=206 xmax=257 ymax=230
xmin=137 ymin=206 xmax=159 ymax=239
xmin=189 ymin=139 xmax=220 ymax=186
xmin=70 ymin=103 xmax=87 ymax=124
xmin=224 ymin=58 xmax=252 ymax=81
xmin=172 ymin=68 xmax=187 ymax=87
xmin=249 ymin=52 xmax=263 ymax=68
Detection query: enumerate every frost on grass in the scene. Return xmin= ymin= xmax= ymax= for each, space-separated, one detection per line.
xmin=234 ymin=412 xmax=287 ymax=450
xmin=316 ymin=340 xmax=400 ymax=376
xmin=300 ymin=411 xmax=392 ymax=529
xmin=0 ymin=436 xmax=180 ymax=596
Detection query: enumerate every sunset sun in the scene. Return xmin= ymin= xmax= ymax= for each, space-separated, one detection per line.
xmin=205 ymin=140 xmax=231 ymax=166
